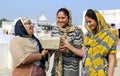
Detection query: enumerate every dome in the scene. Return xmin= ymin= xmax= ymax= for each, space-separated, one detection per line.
xmin=39 ymin=14 xmax=47 ymax=21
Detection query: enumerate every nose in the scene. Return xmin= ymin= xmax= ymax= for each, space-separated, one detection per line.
xmin=59 ymin=19 xmax=63 ymax=22
xmin=87 ymin=22 xmax=90 ymax=26
xmin=31 ymin=23 xmax=35 ymax=26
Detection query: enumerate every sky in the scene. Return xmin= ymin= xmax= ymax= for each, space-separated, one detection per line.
xmin=0 ymin=0 xmax=120 ymax=25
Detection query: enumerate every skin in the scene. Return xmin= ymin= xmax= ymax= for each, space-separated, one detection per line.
xmin=24 ymin=20 xmax=34 ymax=36
xmin=57 ymin=11 xmax=69 ymax=28
xmin=108 ymin=54 xmax=116 ymax=76
xmin=85 ymin=16 xmax=98 ymax=32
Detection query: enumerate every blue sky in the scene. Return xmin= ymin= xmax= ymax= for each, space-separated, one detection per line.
xmin=0 ymin=0 xmax=120 ymax=25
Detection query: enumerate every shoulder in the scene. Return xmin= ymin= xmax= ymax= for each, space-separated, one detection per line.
xmin=73 ymin=26 xmax=84 ymax=35
xmin=51 ymin=27 xmax=61 ymax=36
xmin=106 ymin=29 xmax=116 ymax=41
xmin=10 ymin=36 xmax=24 ymax=45
xmin=10 ymin=36 xmax=20 ymax=42
xmin=9 ymin=36 xmax=22 ymax=50
xmin=51 ymin=27 xmax=59 ymax=33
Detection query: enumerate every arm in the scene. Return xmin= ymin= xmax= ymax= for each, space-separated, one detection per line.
xmin=22 ymin=53 xmax=42 ymax=64
xmin=60 ymin=28 xmax=84 ymax=56
xmin=108 ymin=53 xmax=116 ymax=76
xmin=62 ymin=38 xmax=84 ymax=57
xmin=22 ymin=49 xmax=48 ymax=64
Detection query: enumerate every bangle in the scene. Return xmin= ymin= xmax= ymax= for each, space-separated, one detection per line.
xmin=42 ymin=51 xmax=45 ymax=58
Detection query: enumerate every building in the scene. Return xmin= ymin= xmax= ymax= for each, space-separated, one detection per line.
xmin=36 ymin=13 xmax=52 ymax=37
xmin=2 ymin=21 xmax=14 ymax=35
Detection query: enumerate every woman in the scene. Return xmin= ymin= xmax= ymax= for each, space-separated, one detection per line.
xmin=9 ymin=17 xmax=48 ymax=76
xmin=51 ymin=7 xmax=84 ymax=76
xmin=82 ymin=9 xmax=117 ymax=76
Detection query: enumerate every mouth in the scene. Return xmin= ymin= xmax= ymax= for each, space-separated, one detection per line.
xmin=89 ymin=25 xmax=94 ymax=29
xmin=58 ymin=23 xmax=64 ymax=26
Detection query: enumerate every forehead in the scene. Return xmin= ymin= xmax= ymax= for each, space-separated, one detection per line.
xmin=25 ymin=20 xmax=31 ymax=22
xmin=57 ymin=12 xmax=68 ymax=17
xmin=85 ymin=16 xmax=94 ymax=20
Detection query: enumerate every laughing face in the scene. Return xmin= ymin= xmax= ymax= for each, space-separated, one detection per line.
xmin=85 ymin=16 xmax=98 ymax=31
xmin=24 ymin=20 xmax=34 ymax=36
xmin=57 ymin=11 xmax=69 ymax=28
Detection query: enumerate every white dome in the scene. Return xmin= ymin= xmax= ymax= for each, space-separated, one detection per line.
xmin=39 ymin=14 xmax=47 ymax=21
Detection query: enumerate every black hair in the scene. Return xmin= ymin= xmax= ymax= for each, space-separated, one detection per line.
xmin=111 ymin=23 xmax=115 ymax=27
xmin=119 ymin=29 xmax=120 ymax=39
xmin=56 ymin=8 xmax=70 ymax=19
xmin=85 ymin=9 xmax=98 ymax=23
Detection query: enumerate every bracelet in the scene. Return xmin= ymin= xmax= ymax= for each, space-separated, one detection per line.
xmin=42 ymin=51 xmax=45 ymax=59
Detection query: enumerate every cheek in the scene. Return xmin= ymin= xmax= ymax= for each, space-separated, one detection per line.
xmin=25 ymin=26 xmax=31 ymax=32
xmin=24 ymin=26 xmax=28 ymax=31
xmin=93 ymin=23 xmax=98 ymax=29
xmin=64 ymin=19 xmax=69 ymax=24
xmin=57 ymin=18 xmax=59 ymax=22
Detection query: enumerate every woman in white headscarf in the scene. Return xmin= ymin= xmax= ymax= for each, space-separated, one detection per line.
xmin=51 ymin=7 xmax=84 ymax=76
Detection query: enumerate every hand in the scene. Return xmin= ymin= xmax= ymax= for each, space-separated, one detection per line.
xmin=42 ymin=49 xmax=48 ymax=57
xmin=59 ymin=42 xmax=67 ymax=53
xmin=61 ymin=38 xmax=70 ymax=48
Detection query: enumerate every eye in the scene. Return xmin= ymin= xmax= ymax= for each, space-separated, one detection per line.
xmin=24 ymin=22 xmax=32 ymax=25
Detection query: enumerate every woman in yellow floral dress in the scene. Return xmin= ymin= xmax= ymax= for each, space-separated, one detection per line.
xmin=82 ymin=9 xmax=117 ymax=76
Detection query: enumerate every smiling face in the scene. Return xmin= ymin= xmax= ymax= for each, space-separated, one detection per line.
xmin=85 ymin=16 xmax=98 ymax=31
xmin=24 ymin=20 xmax=34 ymax=36
xmin=57 ymin=11 xmax=69 ymax=28
xmin=85 ymin=9 xmax=99 ymax=32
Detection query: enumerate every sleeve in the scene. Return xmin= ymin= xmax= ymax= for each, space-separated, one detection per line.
xmin=66 ymin=28 xmax=84 ymax=57
xmin=109 ymin=43 xmax=117 ymax=54
xmin=51 ymin=27 xmax=59 ymax=36
xmin=72 ymin=28 xmax=84 ymax=49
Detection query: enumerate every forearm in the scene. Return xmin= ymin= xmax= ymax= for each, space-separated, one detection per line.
xmin=108 ymin=61 xmax=115 ymax=76
xmin=108 ymin=54 xmax=116 ymax=76
xmin=67 ymin=44 xmax=84 ymax=57
xmin=22 ymin=53 xmax=43 ymax=64
xmin=62 ymin=38 xmax=84 ymax=57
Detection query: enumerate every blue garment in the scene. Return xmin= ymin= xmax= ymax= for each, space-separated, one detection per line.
xmin=15 ymin=20 xmax=28 ymax=36
xmin=32 ymin=35 xmax=47 ymax=68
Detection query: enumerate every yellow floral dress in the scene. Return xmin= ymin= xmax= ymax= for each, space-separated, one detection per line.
xmin=82 ymin=9 xmax=117 ymax=76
